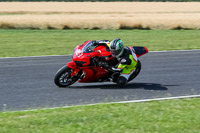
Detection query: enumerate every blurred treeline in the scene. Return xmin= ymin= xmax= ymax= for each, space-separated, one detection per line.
xmin=0 ymin=0 xmax=200 ymax=2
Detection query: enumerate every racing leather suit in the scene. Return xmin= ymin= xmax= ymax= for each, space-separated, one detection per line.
xmin=95 ymin=40 xmax=138 ymax=86
xmin=115 ymin=47 xmax=138 ymax=86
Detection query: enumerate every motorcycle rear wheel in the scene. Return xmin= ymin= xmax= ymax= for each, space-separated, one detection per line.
xmin=54 ymin=65 xmax=79 ymax=87
xmin=128 ymin=60 xmax=141 ymax=82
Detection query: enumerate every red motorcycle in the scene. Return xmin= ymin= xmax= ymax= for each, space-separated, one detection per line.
xmin=54 ymin=40 xmax=148 ymax=87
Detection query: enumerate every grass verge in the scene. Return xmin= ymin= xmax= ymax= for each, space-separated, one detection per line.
xmin=0 ymin=98 xmax=200 ymax=133
xmin=0 ymin=29 xmax=200 ymax=57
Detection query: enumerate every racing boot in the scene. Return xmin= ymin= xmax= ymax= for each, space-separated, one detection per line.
xmin=117 ymin=76 xmax=127 ymax=87
xmin=111 ymin=72 xmax=120 ymax=83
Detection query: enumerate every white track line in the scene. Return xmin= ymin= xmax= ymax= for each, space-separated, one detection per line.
xmin=0 ymin=54 xmax=71 ymax=59
xmin=113 ymin=95 xmax=200 ymax=104
xmin=3 ymin=95 xmax=200 ymax=113
xmin=0 ymin=49 xmax=200 ymax=59
xmin=149 ymin=49 xmax=200 ymax=53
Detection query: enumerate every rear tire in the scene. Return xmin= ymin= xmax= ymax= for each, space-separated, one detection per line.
xmin=54 ymin=65 xmax=79 ymax=87
xmin=128 ymin=60 xmax=141 ymax=82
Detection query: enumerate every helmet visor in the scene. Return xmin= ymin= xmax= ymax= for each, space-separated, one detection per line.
xmin=110 ymin=49 xmax=121 ymax=57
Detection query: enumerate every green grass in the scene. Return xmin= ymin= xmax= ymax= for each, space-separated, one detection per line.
xmin=0 ymin=98 xmax=200 ymax=133
xmin=0 ymin=29 xmax=200 ymax=57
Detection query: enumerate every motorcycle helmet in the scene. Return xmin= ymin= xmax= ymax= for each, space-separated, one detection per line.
xmin=110 ymin=38 xmax=124 ymax=58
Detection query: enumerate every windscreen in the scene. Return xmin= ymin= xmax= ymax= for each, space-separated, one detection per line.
xmin=82 ymin=41 xmax=97 ymax=53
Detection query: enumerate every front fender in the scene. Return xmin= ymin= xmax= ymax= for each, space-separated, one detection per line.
xmin=67 ymin=61 xmax=80 ymax=77
xmin=67 ymin=61 xmax=77 ymax=69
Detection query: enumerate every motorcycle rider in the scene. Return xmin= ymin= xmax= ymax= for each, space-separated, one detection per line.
xmin=96 ymin=38 xmax=138 ymax=87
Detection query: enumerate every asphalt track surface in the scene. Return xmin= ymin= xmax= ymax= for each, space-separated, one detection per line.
xmin=0 ymin=50 xmax=200 ymax=111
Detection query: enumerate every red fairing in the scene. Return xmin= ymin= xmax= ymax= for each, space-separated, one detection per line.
xmin=69 ymin=40 xmax=113 ymax=82
xmin=72 ymin=40 xmax=112 ymax=66
xmin=72 ymin=40 xmax=92 ymax=66
xmin=78 ymin=67 xmax=109 ymax=82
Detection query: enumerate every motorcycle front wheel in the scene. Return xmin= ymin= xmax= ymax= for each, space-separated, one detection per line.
xmin=54 ymin=65 xmax=80 ymax=87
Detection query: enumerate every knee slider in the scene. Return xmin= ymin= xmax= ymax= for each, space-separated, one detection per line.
xmin=117 ymin=76 xmax=127 ymax=87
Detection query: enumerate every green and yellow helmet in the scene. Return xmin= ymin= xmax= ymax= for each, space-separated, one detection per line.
xmin=110 ymin=38 xmax=124 ymax=58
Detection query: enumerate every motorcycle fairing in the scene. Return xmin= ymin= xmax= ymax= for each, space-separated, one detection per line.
xmin=72 ymin=40 xmax=112 ymax=67
xmin=78 ymin=66 xmax=109 ymax=82
xmin=67 ymin=40 xmax=113 ymax=82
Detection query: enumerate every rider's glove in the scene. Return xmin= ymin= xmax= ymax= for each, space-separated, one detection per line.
xmin=110 ymin=67 xmax=122 ymax=72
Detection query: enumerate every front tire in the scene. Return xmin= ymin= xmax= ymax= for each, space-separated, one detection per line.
xmin=54 ymin=65 xmax=79 ymax=87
